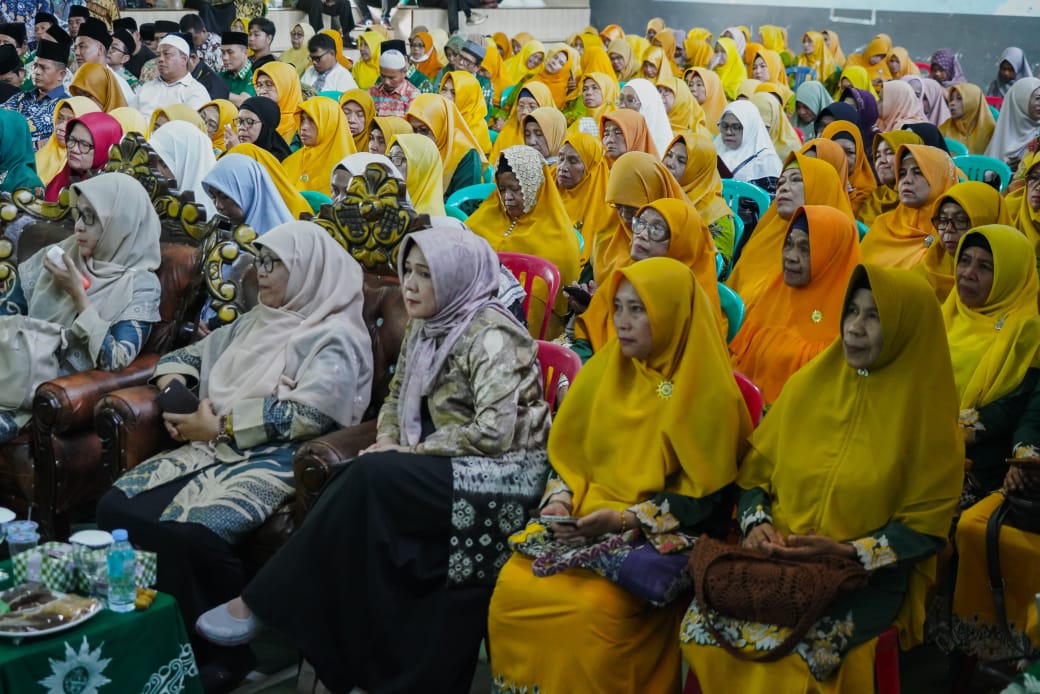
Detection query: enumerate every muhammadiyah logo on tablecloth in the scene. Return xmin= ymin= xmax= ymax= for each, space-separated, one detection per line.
xmin=38 ymin=636 xmax=112 ymax=694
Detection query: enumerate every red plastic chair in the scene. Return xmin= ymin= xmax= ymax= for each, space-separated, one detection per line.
xmin=498 ymin=252 xmax=561 ymax=340
xmin=733 ymin=372 xmax=764 ymax=427
xmin=985 ymin=95 xmax=1004 ymax=111
xmin=535 ymin=340 xmax=581 ymax=411
xmin=915 ymin=61 xmax=931 ymax=75
xmin=793 ymin=126 xmax=805 ymax=144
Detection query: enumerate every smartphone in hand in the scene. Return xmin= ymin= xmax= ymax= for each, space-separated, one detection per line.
xmin=156 ymin=379 xmax=200 ymax=415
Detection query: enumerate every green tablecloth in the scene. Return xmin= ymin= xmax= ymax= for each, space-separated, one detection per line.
xmin=0 ymin=570 xmax=203 ymax=694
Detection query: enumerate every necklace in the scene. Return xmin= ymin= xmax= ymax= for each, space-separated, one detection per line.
xmin=504 ymin=219 xmax=518 ymax=237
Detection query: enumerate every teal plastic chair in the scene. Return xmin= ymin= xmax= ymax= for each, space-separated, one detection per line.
xmin=482 ymin=164 xmax=495 ymax=184
xmin=444 ymin=205 xmax=467 ymax=221
xmin=944 ymin=138 xmax=969 ymax=157
xmin=721 ymin=179 xmax=772 ymax=219
xmin=717 ymin=283 xmax=745 ymax=343
xmin=715 ymin=252 xmax=724 ymax=279
xmin=446 ymin=182 xmax=496 ymax=210
xmin=953 ymin=154 xmax=1013 ymax=192
xmin=488 ymin=129 xmax=498 ymax=144
xmin=299 ymin=190 xmax=332 ymax=214
xmin=989 ymin=104 xmax=1000 ymax=121
xmin=856 ymin=220 xmax=869 ymax=241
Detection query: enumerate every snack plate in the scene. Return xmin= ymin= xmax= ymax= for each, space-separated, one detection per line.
xmin=0 ymin=590 xmax=103 ymax=642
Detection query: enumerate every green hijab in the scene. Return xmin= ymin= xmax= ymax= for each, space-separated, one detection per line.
xmin=0 ymin=110 xmax=43 ymax=194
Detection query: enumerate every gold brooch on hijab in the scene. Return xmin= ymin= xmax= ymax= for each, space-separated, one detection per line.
xmin=811 ymin=309 xmax=823 ymax=323
xmin=656 ymin=380 xmax=674 ymax=399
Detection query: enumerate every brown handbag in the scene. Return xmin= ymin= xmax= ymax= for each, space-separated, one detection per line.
xmin=688 ymin=534 xmax=869 ymax=662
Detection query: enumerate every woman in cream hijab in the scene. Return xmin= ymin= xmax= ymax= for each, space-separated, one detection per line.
xmin=98 ymin=221 xmax=374 ymax=682
xmin=149 ymin=121 xmax=218 ymax=218
xmin=0 ymin=172 xmax=161 ymax=442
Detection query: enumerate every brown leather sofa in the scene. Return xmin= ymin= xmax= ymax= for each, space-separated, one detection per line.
xmin=94 ymin=273 xmax=408 ymax=573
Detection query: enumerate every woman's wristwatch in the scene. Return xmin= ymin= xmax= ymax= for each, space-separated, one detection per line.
xmin=215 ymin=413 xmax=234 ymax=446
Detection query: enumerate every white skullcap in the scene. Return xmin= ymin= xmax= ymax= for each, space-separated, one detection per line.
xmin=379 ymin=49 xmax=407 ymax=70
xmin=158 ymin=34 xmax=190 ymax=57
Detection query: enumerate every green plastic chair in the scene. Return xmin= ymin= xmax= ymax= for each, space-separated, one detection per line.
xmin=953 ymin=154 xmax=1013 ymax=192
xmin=944 ymin=138 xmax=968 ymax=157
xmin=856 ymin=220 xmax=869 ymax=241
xmin=717 ymin=283 xmax=745 ymax=343
xmin=444 ymin=205 xmax=468 ymax=221
xmin=446 ymin=182 xmax=496 ymax=209
xmin=721 ymin=179 xmax=772 ymax=220
xmin=299 ymin=190 xmax=332 ymax=214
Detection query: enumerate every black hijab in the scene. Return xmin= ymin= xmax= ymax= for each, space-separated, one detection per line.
xmin=239 ymin=96 xmax=292 ymax=161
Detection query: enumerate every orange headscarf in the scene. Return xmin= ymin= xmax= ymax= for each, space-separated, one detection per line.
xmin=539 ymin=45 xmax=575 ymax=107
xmin=599 ymin=24 xmax=624 ymax=45
xmin=860 ymin=143 xmax=959 ymax=270
xmin=69 ymin=63 xmax=127 ymax=111
xmin=411 ymin=31 xmax=443 ymax=79
xmin=820 ymin=120 xmax=878 ymax=216
xmin=558 ymin=132 xmax=611 ymax=266
xmin=600 ymin=109 xmax=659 ymax=164
xmin=800 ymin=137 xmax=850 ymax=192
xmin=886 ymin=47 xmax=915 ymax=79
xmin=320 ymin=28 xmax=352 ymax=68
xmin=281 ymin=97 xmax=357 ymax=195
xmin=480 ymin=39 xmax=510 ymax=105
xmin=492 ymin=32 xmax=512 ymax=60
xmin=684 ymin=68 xmax=726 ymax=134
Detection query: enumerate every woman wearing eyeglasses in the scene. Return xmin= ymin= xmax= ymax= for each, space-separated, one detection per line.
xmin=97 ymin=221 xmax=374 ymax=690
xmin=713 ymin=100 xmax=783 ymax=195
xmin=43 ymin=112 xmax=123 ymax=201
xmin=221 ymin=96 xmax=292 ymax=161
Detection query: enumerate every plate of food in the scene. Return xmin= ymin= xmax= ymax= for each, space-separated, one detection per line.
xmin=0 ymin=583 xmax=102 ymax=640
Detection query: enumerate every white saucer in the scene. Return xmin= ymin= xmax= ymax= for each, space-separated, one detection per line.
xmin=0 ymin=508 xmax=15 ymax=525
xmin=68 ymin=529 xmax=114 ymax=548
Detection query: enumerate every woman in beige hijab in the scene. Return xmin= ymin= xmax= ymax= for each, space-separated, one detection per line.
xmin=0 ymin=172 xmax=161 ymax=443
xmin=97 ymin=221 xmax=374 ymax=684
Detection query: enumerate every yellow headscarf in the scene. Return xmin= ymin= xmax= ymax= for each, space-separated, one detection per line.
xmin=388 ymin=132 xmax=445 ymax=217
xmin=751 ymin=47 xmax=789 ymax=87
xmin=727 ymin=153 xmax=854 ymax=308
xmin=750 ymin=92 xmax=800 ymax=162
xmin=665 ymin=131 xmax=732 ymax=226
xmin=758 ymin=25 xmax=788 ymax=54
xmin=320 ymin=29 xmax=352 ymax=69
xmin=107 ymin=107 xmax=148 ymax=137
xmin=282 ymin=97 xmax=357 ymax=195
xmin=858 ymin=130 xmax=924 ymax=227
xmin=605 ymin=38 xmax=639 ymax=82
xmin=729 ymin=205 xmax=861 ymax=404
xmin=35 ymin=97 xmax=100 ymax=185
xmin=820 ymin=120 xmax=878 ymax=215
xmin=822 ymin=29 xmax=846 ymax=67
xmin=645 ymin=17 xmax=665 ymax=39
xmin=598 ymin=25 xmax=624 ymax=45
xmin=920 ymin=182 xmax=1013 ymax=301
xmin=406 ymin=94 xmax=487 ymax=189
xmin=683 ymin=35 xmax=713 ymax=69
xmin=69 ymin=62 xmax=127 ymax=112
xmin=640 ymin=45 xmax=674 ymax=83
xmin=713 ymin=37 xmax=746 ymax=101
xmin=1007 ymin=152 xmax=1040 ymax=262
xmin=480 ymin=39 xmax=509 ymax=105
xmin=524 ymin=107 xmax=567 ymax=161
xmin=657 ymin=75 xmax=707 ymax=135
xmin=338 ymin=88 xmax=375 ymax=152
xmin=443 ymin=71 xmax=491 ymax=154
xmin=492 ymin=31 xmax=512 ymax=60
xmin=796 ymin=31 xmax=836 ymax=83
xmin=148 ymin=104 xmax=206 ymax=137
xmin=737 ymin=78 xmax=762 ymax=100
xmin=685 ymin=67 xmax=726 ymax=134
xmin=553 ymin=257 xmax=750 ymax=513
xmin=860 ymin=144 xmax=959 ymax=270
xmin=886 ymin=47 xmax=916 ymax=79
xmin=253 ymin=61 xmax=304 ymax=145
xmin=505 ymin=39 xmax=546 ymax=83
xmin=224 ymin=143 xmax=312 ymax=220
xmin=489 ymin=81 xmax=554 ymax=162
xmin=840 ymin=65 xmax=876 ymax=97
xmin=739 ymin=263 xmax=962 ymax=647
xmin=940 ymin=83 xmax=996 ymax=155
xmin=567 ymin=72 xmax=618 ymax=136
xmin=369 ymin=116 xmax=413 ymax=154
xmin=280 ymin=23 xmax=315 ymax=77
xmin=558 ymin=132 xmax=610 ymax=266
xmin=943 ymin=225 xmax=1040 ymax=409
xmin=352 ymin=31 xmax=383 ymax=89
xmin=651 ymin=29 xmax=680 ymax=73
xmin=199 ymin=99 xmax=238 ymax=154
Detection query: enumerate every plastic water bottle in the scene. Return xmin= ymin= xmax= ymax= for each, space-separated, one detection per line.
xmin=106 ymin=529 xmax=136 ymax=613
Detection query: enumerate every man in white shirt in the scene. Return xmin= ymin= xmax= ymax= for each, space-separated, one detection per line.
xmin=71 ymin=18 xmax=136 ymax=104
xmin=300 ymin=32 xmax=357 ymax=93
xmin=134 ymin=34 xmax=211 ymax=120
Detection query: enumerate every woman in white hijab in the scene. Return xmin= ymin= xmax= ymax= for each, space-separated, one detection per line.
xmin=620 ymin=78 xmax=676 ymax=158
xmin=149 ymin=120 xmax=218 ymax=218
xmin=0 ymin=172 xmax=161 ymax=443
xmin=714 ymin=99 xmax=784 ymax=194
xmin=984 ymin=76 xmax=1040 ymax=170
xmin=97 ymin=221 xmax=374 ymax=684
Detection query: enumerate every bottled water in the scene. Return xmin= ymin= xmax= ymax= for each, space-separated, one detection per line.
xmin=106 ymin=529 xmax=136 ymax=613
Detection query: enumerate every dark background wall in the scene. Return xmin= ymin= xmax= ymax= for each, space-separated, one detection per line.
xmin=589 ymin=1 xmax=1040 ymax=88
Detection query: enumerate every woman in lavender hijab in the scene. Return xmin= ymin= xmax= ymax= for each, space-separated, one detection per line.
xmin=195 ymin=226 xmax=552 ymax=692
xmin=930 ymin=48 xmax=967 ymax=88
xmin=988 ymin=47 xmax=1034 ymax=98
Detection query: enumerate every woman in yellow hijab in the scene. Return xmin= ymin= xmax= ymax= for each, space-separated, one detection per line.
xmin=685 ymin=67 xmax=726 ymax=134
xmin=489 ymin=81 xmax=554 ymax=162
xmin=148 ymin=104 xmax=207 ymax=137
xmin=861 ymin=143 xmax=959 ymax=270
xmin=919 ymin=181 xmax=1012 ymax=301
xmin=1006 ymin=151 xmax=1040 ymax=273
xmin=595 ymin=151 xmax=689 ymax=283
xmin=845 ymin=33 xmax=893 ymax=73
xmin=224 ymin=142 xmax=312 ymax=219
xmin=656 ymin=75 xmax=707 ymax=135
xmin=750 ymin=47 xmax=789 ymax=87
xmin=353 ymin=32 xmax=382 ymax=89
xmin=108 ymin=107 xmax=148 ymax=137
xmin=523 ymin=107 xmax=567 ymax=164
xmin=683 ymin=34 xmax=713 ymax=70
xmin=467 ymin=144 xmax=580 ymax=337
xmin=839 ymin=65 xmax=876 ymax=97
xmin=858 ymin=130 xmax=923 ymax=227
xmin=576 ymin=198 xmax=725 ymax=355
xmin=480 ymin=41 xmax=510 ymax=106
xmin=651 ymin=28 xmax=680 ymax=73
xmin=751 ymin=92 xmax=801 ymax=162
xmin=886 ymin=47 xmax=916 ymax=80
xmin=639 ymin=46 xmax=674 ymax=83
xmin=199 ymin=99 xmax=238 ymax=154
xmin=796 ymin=31 xmax=837 ymax=84
xmin=598 ymin=24 xmax=624 ymax=45
xmin=491 ymin=255 xmax=751 ymax=694
xmin=568 ymin=72 xmax=618 ymax=137
xmin=729 ymin=205 xmax=861 ymax=404
xmin=537 ymin=45 xmax=575 ymax=108
xmin=822 ymin=29 xmax=846 ymax=68
xmin=820 ymin=120 xmax=878 ymax=215
xmin=253 ymin=61 xmax=304 ymax=145
xmin=682 ymin=263 xmax=962 ymax=689
xmin=442 ymin=71 xmax=491 ymax=154
xmin=712 ymin=37 xmax=746 ymax=101
xmin=557 ymin=132 xmax=611 ymax=266
xmin=606 ymin=38 xmax=639 ymax=83
xmin=338 ymin=89 xmax=375 ymax=153
xmin=758 ymin=25 xmax=789 ymax=58
xmin=282 ymin=97 xmax=356 ymax=195
xmin=387 ymin=132 xmax=445 ymax=217
xmin=367 ymin=115 xmax=413 ymax=155
xmin=69 ymin=62 xmax=127 ymax=111
xmin=492 ymin=31 xmax=512 ymax=60
xmin=505 ymin=39 xmax=546 ymax=83
xmin=728 ymin=153 xmax=854 ymax=308
xmin=280 ymin=23 xmax=315 ymax=77
xmin=940 ymin=83 xmax=996 ymax=155
xmin=35 ymin=97 xmax=100 ymax=185
xmin=406 ymin=93 xmax=487 ymax=197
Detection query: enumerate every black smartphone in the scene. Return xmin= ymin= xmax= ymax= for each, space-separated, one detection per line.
xmin=156 ymin=379 xmax=200 ymax=415
xmin=562 ymin=285 xmax=592 ymax=306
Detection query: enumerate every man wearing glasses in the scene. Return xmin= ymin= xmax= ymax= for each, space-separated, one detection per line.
xmin=106 ymin=29 xmax=140 ymax=90
xmin=300 ymin=32 xmax=356 ymax=92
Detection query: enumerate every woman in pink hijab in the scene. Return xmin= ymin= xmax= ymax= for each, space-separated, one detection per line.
xmin=876 ymin=80 xmax=928 ymax=132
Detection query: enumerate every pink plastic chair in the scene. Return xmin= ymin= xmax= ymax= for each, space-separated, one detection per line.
xmin=535 ymin=340 xmax=581 ymax=411
xmin=984 ymin=95 xmax=1004 ymax=111
xmin=498 ymin=252 xmax=561 ymax=340
xmin=733 ymin=372 xmax=763 ymax=427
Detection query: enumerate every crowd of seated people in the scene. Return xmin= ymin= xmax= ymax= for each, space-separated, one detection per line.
xmin=2 ymin=7 xmax=1040 ymax=693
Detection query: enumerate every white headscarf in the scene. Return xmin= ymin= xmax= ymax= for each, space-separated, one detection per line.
xmin=149 ymin=121 xmax=217 ymax=217
xmin=623 ymin=78 xmax=675 ymax=157
xmin=333 ymin=152 xmax=414 ymax=207
xmin=714 ymin=99 xmax=783 ymax=183
xmin=985 ymin=77 xmax=1040 ymax=162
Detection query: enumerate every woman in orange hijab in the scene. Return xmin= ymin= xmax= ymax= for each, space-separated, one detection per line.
xmin=253 ymin=61 xmax=304 ymax=145
xmin=537 ymin=46 xmax=575 ymax=108
xmin=652 ymin=29 xmax=681 ymax=73
xmin=860 ymin=143 xmax=958 ymax=269
xmin=69 ymin=62 xmax=127 ymax=111
xmin=600 ymin=110 xmax=658 ymax=166
xmin=684 ymin=68 xmax=726 ymax=135
xmin=338 ymin=89 xmax=376 ymax=152
xmin=480 ymin=41 xmax=510 ymax=107
xmin=727 ymin=153 xmax=854 ymax=308
xmin=409 ymin=30 xmax=442 ymax=80
xmin=281 ymin=97 xmax=356 ymax=195
xmin=599 ymin=24 xmax=624 ymax=45
xmin=729 ymin=205 xmax=861 ymax=404
xmin=492 ymin=32 xmax=512 ymax=60
xmin=820 ymin=120 xmax=878 ymax=215
xmin=886 ymin=47 xmax=915 ymax=80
